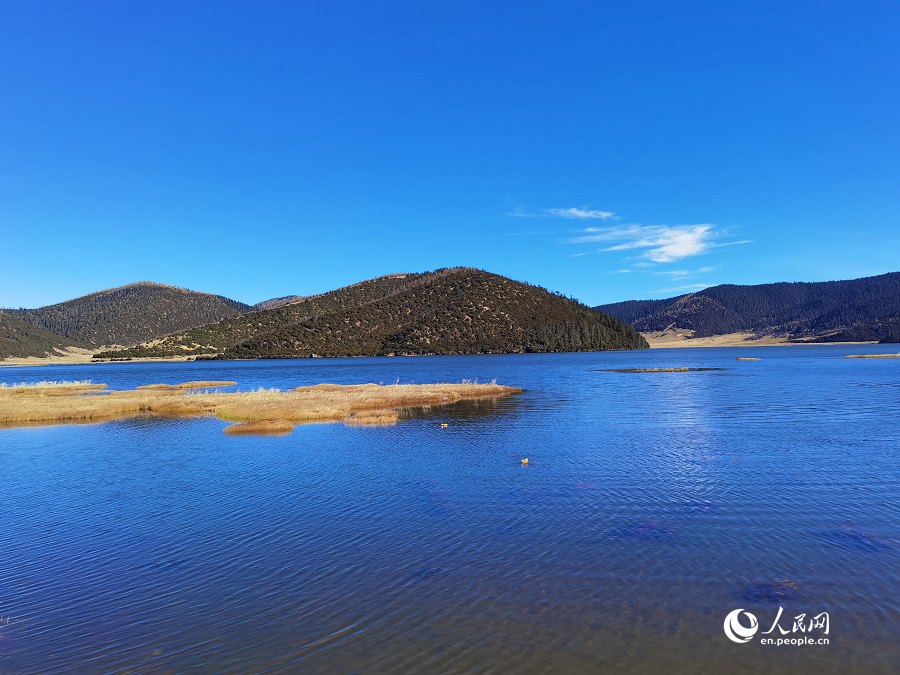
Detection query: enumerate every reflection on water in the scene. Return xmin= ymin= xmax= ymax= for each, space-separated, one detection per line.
xmin=1 ymin=345 xmax=899 ymax=673
xmin=400 ymin=394 xmax=523 ymax=425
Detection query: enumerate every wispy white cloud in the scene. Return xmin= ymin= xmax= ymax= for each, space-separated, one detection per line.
xmin=712 ymin=239 xmax=753 ymax=248
xmin=543 ymin=207 xmax=617 ymax=220
xmin=505 ymin=205 xmax=540 ymax=218
xmin=506 ymin=206 xmax=618 ymax=220
xmin=569 ymin=224 xmax=720 ymax=263
xmin=504 ymin=203 xmax=751 ymax=274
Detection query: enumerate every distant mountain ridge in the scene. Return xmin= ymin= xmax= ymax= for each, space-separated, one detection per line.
xmin=13 ymin=269 xmax=894 ymax=361
xmin=596 ymin=272 xmax=900 ymax=343
xmin=100 ymin=268 xmax=648 ymax=359
xmin=4 ymin=282 xmax=250 ymax=355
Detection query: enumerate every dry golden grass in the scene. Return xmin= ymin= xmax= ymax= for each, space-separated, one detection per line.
xmin=0 ymin=381 xmax=108 ymax=396
xmin=0 ymin=379 xmax=96 ymax=387
xmin=344 ymin=409 xmax=400 ymax=426
xmin=0 ymin=380 xmax=521 ymax=434
xmin=223 ymin=419 xmax=296 ymax=436
xmin=845 ymin=353 xmax=900 ymax=359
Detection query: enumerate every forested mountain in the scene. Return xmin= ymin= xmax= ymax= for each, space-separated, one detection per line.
xmin=8 ymin=270 xmax=896 ymax=360
xmin=104 ymin=273 xmax=432 ymax=357
xmin=818 ymin=311 xmax=900 ymax=343
xmin=100 ymin=268 xmax=648 ymax=359
xmin=10 ymin=282 xmax=250 ymax=348
xmin=253 ymin=295 xmax=305 ymax=311
xmin=596 ymin=272 xmax=900 ymax=342
xmin=0 ymin=311 xmax=73 ymax=358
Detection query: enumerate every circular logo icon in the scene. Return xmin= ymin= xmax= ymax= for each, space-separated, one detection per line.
xmin=724 ymin=608 xmax=758 ymax=643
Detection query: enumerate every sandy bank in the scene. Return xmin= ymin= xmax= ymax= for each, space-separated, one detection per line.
xmin=0 ymin=347 xmax=200 ymax=368
xmin=642 ymin=330 xmax=876 ymax=349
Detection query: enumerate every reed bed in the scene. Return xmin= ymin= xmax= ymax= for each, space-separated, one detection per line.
xmin=0 ymin=380 xmax=521 ymax=434
xmin=0 ymin=380 xmax=96 ymax=387
xmin=0 ymin=381 xmax=108 ymax=396
xmin=222 ymin=419 xmax=296 ymax=436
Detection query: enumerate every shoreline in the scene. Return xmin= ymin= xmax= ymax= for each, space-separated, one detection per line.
xmin=0 ymin=335 xmax=887 ymax=368
xmin=641 ymin=330 xmax=879 ymax=349
xmin=0 ymin=350 xmax=204 ymax=368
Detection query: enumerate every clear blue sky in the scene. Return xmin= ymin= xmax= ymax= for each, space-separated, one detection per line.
xmin=2 ymin=0 xmax=898 ymax=308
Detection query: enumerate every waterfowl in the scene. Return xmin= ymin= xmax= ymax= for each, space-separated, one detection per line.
xmin=521 ymin=458 xmax=529 ymax=466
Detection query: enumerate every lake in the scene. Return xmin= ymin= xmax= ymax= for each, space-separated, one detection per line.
xmin=1 ymin=346 xmax=898 ymax=673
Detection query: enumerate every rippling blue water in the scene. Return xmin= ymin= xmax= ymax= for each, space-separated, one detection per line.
xmin=1 ymin=345 xmax=898 ymax=673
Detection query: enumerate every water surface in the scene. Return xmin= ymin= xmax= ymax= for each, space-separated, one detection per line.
xmin=1 ymin=346 xmax=898 ymax=673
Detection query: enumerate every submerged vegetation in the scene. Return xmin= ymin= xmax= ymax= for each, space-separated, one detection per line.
xmin=844 ymin=353 xmax=900 ymax=359
xmin=0 ymin=379 xmax=522 ymax=434
xmin=136 ymin=380 xmax=238 ymax=390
